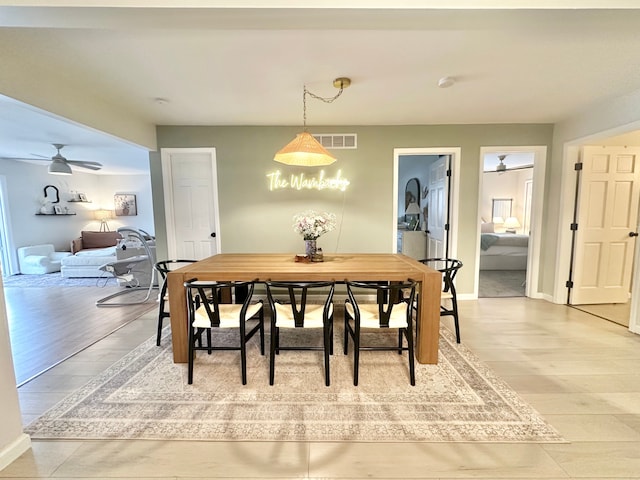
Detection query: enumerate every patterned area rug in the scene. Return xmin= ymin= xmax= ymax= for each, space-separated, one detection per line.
xmin=3 ymin=272 xmax=117 ymax=287
xmin=25 ymin=325 xmax=564 ymax=443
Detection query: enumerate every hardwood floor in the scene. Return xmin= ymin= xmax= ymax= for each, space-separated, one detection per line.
xmin=5 ymin=297 xmax=640 ymax=478
xmin=4 ymin=285 xmax=156 ymax=386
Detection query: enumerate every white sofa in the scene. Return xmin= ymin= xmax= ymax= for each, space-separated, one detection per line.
xmin=60 ymin=231 xmax=122 ymax=278
xmin=17 ymin=244 xmax=72 ymax=274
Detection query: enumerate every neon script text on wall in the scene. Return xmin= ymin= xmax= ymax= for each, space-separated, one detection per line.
xmin=266 ymin=169 xmax=350 ymax=191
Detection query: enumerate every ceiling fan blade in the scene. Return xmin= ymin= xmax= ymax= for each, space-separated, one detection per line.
xmin=30 ymin=153 xmax=50 ymax=159
xmin=66 ymin=160 xmax=102 ymax=170
xmin=1 ymin=156 xmax=50 ymax=162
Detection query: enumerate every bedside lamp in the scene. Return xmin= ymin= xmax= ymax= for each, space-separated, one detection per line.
xmin=94 ymin=209 xmax=113 ymax=232
xmin=503 ymin=216 xmax=521 ymax=234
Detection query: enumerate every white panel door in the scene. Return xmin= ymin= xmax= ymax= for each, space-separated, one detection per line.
xmin=427 ymin=156 xmax=447 ymax=258
xmin=161 ymin=148 xmax=220 ymax=260
xmin=571 ymin=146 xmax=640 ymax=304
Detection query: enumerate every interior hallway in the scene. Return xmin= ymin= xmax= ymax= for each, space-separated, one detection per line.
xmin=3 ymin=296 xmax=640 ymax=478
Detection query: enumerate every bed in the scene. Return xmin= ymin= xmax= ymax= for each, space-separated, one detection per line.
xmin=480 ymin=223 xmax=529 ymax=270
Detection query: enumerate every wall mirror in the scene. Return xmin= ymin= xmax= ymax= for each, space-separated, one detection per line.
xmin=405 ymin=178 xmax=420 ymax=210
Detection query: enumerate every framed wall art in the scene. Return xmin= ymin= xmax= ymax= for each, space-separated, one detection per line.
xmin=114 ymin=194 xmax=137 ymax=216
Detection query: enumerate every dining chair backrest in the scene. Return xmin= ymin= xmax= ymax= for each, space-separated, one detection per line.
xmin=153 ymin=259 xmax=198 ymax=346
xmin=345 ymin=280 xmax=416 ymax=328
xmin=155 ymin=259 xmax=198 ymax=282
xmin=184 ymin=279 xmax=257 ymax=328
xmin=419 ymin=257 xmax=463 ymax=344
xmin=265 ymin=280 xmax=335 ymax=328
xmin=419 ymin=258 xmax=463 ymax=293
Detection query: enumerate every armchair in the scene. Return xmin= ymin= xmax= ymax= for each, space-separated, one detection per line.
xmin=17 ymin=244 xmax=72 ymax=274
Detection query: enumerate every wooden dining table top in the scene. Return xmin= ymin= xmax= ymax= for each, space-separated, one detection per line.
xmin=166 ymin=253 xmax=442 ymax=364
xmin=172 ymin=252 xmax=433 ymax=281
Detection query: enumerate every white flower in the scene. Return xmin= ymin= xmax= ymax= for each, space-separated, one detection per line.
xmin=292 ymin=210 xmax=336 ymax=240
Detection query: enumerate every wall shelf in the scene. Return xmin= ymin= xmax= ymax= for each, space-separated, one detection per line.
xmin=35 ymin=213 xmax=76 ymax=216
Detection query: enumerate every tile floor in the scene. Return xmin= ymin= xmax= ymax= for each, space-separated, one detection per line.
xmin=3 ymin=297 xmax=640 ymax=479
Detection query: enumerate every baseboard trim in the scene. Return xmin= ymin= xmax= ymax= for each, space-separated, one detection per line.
xmin=0 ymin=433 xmax=31 ymax=472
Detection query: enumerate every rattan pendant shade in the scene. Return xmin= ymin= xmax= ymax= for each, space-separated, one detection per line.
xmin=273 ymin=132 xmax=336 ymax=166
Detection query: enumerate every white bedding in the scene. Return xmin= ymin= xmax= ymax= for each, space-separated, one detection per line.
xmin=480 ymin=233 xmax=529 ymax=270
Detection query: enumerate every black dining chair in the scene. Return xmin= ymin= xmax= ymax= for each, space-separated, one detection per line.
xmin=265 ymin=280 xmax=335 ymax=386
xmin=154 ymin=259 xmax=197 ymax=346
xmin=184 ymin=279 xmax=264 ymax=385
xmin=344 ymin=280 xmax=417 ymax=386
xmin=419 ymin=258 xmax=463 ymax=343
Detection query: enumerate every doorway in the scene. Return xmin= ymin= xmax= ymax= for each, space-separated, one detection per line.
xmin=476 ymin=146 xmax=547 ymax=299
xmin=392 ymin=148 xmax=460 ymax=261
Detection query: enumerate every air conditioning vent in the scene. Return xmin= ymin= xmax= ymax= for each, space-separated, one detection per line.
xmin=312 ymin=134 xmax=357 ymax=149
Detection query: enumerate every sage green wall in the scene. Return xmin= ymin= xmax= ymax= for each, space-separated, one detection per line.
xmin=153 ymin=124 xmax=553 ymax=295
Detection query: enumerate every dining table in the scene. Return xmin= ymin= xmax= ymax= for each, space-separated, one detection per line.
xmin=166 ymin=253 xmax=442 ymax=364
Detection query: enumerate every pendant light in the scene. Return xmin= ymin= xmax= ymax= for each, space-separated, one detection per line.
xmin=274 ymin=77 xmax=351 ymax=167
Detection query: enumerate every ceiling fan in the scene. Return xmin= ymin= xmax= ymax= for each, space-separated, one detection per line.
xmin=8 ymin=143 xmax=103 ymax=175
xmin=494 ymin=154 xmax=533 ymax=174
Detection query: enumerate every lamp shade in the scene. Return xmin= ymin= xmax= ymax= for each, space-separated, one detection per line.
xmin=405 ymin=202 xmax=421 ymax=215
xmin=48 ymin=159 xmax=72 ymax=175
xmin=503 ymin=216 xmax=521 ymax=229
xmin=94 ymin=209 xmax=112 ymax=221
xmin=274 ymin=132 xmax=337 ymax=167
xmin=492 ymin=216 xmax=505 ymax=224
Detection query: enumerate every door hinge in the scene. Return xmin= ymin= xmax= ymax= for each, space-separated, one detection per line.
xmin=574 ymin=162 xmax=583 ymax=171
xmin=570 ymin=223 xmax=578 ymax=231
xmin=566 ymin=280 xmax=574 ymax=288
xmin=444 ymin=223 xmax=450 ymax=231
xmin=446 ymin=169 xmax=452 ymax=177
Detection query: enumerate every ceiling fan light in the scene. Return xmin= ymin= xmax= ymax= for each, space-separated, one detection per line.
xmin=274 ymin=132 xmax=337 ymax=167
xmin=48 ymin=159 xmax=72 ymax=175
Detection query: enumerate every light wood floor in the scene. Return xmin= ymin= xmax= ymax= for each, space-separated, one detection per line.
xmin=5 ymin=286 xmax=156 ymax=385
xmin=4 ymin=297 xmax=640 ymax=479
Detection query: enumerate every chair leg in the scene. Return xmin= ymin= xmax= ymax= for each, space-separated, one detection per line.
xmin=269 ymin=325 xmax=277 ymax=385
xmin=187 ymin=326 xmax=195 ymax=385
xmin=353 ymin=324 xmax=360 ymax=386
xmin=452 ymin=300 xmax=461 ymax=344
xmin=259 ymin=309 xmax=265 ymax=355
xmin=156 ymin=315 xmax=164 ymax=346
xmin=343 ymin=314 xmax=349 ymax=355
xmin=397 ymin=330 xmax=403 ymax=354
xmin=324 ymin=321 xmax=331 ymax=387
xmin=240 ymin=330 xmax=247 ymax=385
xmin=405 ymin=326 xmax=416 ymax=386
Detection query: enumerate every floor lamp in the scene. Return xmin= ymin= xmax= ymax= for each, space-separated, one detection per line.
xmin=94 ymin=209 xmax=113 ymax=232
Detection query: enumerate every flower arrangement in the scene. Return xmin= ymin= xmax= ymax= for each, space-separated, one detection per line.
xmin=292 ymin=210 xmax=337 ymax=240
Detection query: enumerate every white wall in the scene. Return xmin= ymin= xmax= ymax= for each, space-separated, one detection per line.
xmin=0 ymin=160 xmax=153 ymax=273
xmin=481 ymin=168 xmax=533 ymax=233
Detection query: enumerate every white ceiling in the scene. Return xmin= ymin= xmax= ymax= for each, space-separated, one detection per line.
xmin=2 ymin=3 xmax=640 ymax=175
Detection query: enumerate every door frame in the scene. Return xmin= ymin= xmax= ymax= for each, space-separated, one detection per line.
xmin=392 ymin=147 xmax=460 ymax=260
xmin=160 ymin=147 xmax=221 ymax=259
xmin=476 ymin=146 xmax=547 ymax=299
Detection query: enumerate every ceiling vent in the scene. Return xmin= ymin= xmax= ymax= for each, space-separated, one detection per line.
xmin=312 ymin=133 xmax=357 ymax=149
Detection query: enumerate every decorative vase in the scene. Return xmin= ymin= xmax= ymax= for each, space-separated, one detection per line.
xmin=305 ymin=239 xmax=317 ymax=257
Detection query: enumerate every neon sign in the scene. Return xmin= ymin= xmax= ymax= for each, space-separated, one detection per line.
xmin=266 ymin=169 xmax=350 ymax=192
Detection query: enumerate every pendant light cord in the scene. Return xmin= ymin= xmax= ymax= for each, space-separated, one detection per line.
xmin=303 ymin=84 xmax=345 ymax=131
